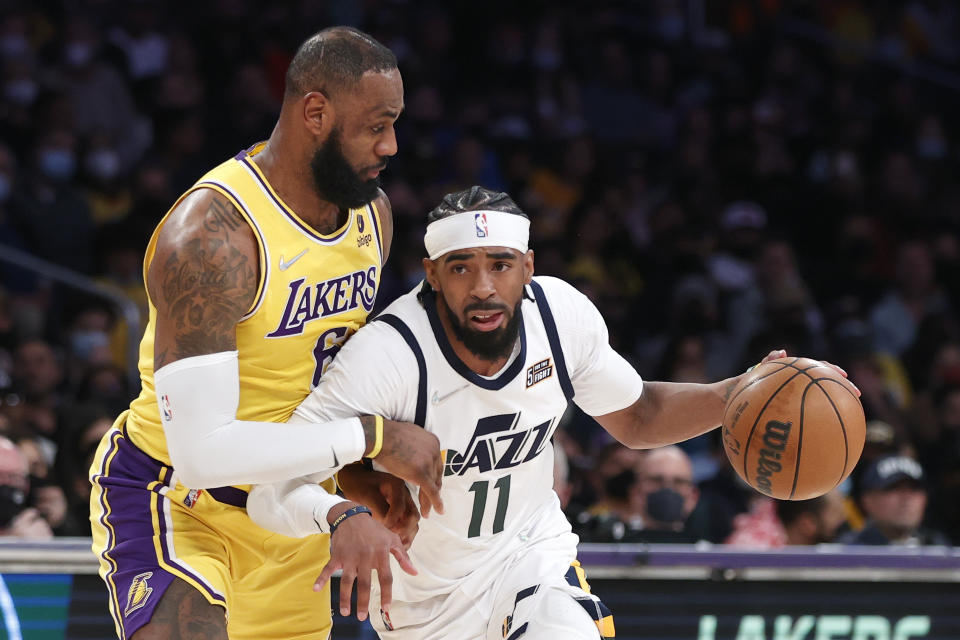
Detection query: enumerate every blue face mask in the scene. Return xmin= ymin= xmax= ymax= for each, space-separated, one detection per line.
xmin=0 ymin=174 xmax=11 ymax=202
xmin=70 ymin=330 xmax=109 ymax=360
xmin=39 ymin=149 xmax=76 ymax=181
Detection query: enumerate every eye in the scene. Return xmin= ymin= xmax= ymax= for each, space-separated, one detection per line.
xmin=371 ymin=125 xmax=385 ymax=134
xmin=493 ymin=262 xmax=511 ymax=271
xmin=451 ymin=264 xmax=467 ymax=274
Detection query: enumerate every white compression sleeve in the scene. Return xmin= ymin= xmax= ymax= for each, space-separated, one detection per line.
xmin=153 ymin=351 xmax=366 ymax=488
xmin=247 ymin=476 xmax=346 ymax=537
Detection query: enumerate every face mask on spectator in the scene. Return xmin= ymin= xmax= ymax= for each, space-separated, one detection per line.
xmin=85 ymin=149 xmax=120 ymax=181
xmin=65 ymin=42 xmax=94 ymax=68
xmin=0 ymin=34 xmax=29 ymax=58
xmin=0 ymin=484 xmax=26 ymax=528
xmin=39 ymin=149 xmax=76 ymax=181
xmin=3 ymin=78 xmax=37 ymax=105
xmin=70 ymin=330 xmax=110 ymax=360
xmin=645 ymin=487 xmax=686 ymax=524
xmin=0 ymin=173 xmax=11 ymax=202
xmin=916 ymin=137 xmax=947 ymax=160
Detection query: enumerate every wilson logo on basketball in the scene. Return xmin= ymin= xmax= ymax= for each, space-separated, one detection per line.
xmin=755 ymin=419 xmax=792 ymax=494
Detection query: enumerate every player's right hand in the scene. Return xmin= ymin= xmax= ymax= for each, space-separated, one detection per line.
xmin=374 ymin=420 xmax=445 ymax=517
xmin=337 ymin=463 xmax=420 ymax=548
xmin=314 ymin=502 xmax=417 ymax=621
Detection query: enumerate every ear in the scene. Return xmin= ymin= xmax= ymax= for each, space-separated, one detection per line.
xmin=422 ymin=257 xmax=440 ymax=290
xmin=523 ymin=249 xmax=535 ymax=284
xmin=302 ymin=91 xmax=332 ymax=138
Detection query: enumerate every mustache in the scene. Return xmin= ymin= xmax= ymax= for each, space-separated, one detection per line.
xmin=369 ymin=158 xmax=388 ymax=173
xmin=464 ymin=302 xmax=509 ymax=315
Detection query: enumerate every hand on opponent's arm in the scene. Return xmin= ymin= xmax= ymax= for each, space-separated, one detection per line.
xmin=337 ymin=462 xmax=419 ymax=548
xmin=359 ymin=416 xmax=444 ymax=517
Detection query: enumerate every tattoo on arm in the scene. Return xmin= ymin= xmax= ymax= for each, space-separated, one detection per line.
xmin=723 ymin=379 xmax=738 ymax=404
xmin=202 ymin=197 xmax=244 ymax=233
xmin=360 ymin=415 xmax=377 ymax=456
xmin=157 ymin=197 xmax=257 ymax=361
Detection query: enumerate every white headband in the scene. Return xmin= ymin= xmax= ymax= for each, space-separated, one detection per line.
xmin=424 ymin=210 xmax=530 ymax=260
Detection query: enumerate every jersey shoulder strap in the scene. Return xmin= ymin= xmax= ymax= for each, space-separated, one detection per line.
xmin=528 ymin=280 xmax=575 ymax=401
xmin=374 ymin=313 xmax=428 ymax=426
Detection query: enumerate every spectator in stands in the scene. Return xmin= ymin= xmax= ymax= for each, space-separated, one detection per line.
xmin=0 ymin=435 xmax=52 ymax=538
xmin=10 ymin=128 xmax=97 ymax=274
xmin=630 ymin=445 xmax=703 ymax=542
xmin=578 ymin=446 xmax=703 ymax=542
xmin=840 ymin=455 xmax=950 ymax=546
xmin=726 ymin=490 xmax=847 ymax=548
xmin=55 ymin=404 xmax=113 ymax=536
xmin=870 ymin=240 xmax=951 ymax=358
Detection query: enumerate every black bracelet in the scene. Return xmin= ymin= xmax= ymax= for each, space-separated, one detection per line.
xmin=329 ymin=505 xmax=372 ymax=536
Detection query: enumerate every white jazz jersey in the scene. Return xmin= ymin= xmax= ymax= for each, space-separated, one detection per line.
xmin=294 ymin=276 xmax=643 ymax=602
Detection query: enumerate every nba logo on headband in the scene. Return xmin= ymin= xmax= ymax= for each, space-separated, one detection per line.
xmin=475 ymin=213 xmax=488 ymax=238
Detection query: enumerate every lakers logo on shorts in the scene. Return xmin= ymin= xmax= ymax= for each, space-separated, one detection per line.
xmin=125 ymin=572 xmax=155 ymax=617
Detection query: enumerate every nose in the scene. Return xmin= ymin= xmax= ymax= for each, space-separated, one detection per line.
xmin=376 ymin=126 xmax=398 ymax=158
xmin=470 ymin=269 xmax=496 ymax=300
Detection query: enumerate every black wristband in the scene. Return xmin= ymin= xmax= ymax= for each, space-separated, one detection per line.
xmin=329 ymin=505 xmax=372 ymax=536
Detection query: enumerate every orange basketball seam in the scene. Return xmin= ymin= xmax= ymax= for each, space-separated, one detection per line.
xmin=778 ymin=360 xmax=827 ymax=379
xmin=812 ymin=377 xmax=856 ymax=490
xmin=791 ymin=381 xmax=818 ymax=500
xmin=739 ymin=369 xmax=808 ymax=492
xmin=725 ymin=358 xmax=798 ymax=408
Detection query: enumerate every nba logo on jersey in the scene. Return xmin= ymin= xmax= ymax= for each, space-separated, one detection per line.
xmin=183 ymin=489 xmax=203 ymax=508
xmin=380 ymin=609 xmax=395 ymax=631
xmin=475 ymin=212 xmax=488 ymax=237
xmin=160 ymin=394 xmax=173 ymax=421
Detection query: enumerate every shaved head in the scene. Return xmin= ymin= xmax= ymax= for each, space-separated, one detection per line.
xmin=285 ymin=26 xmax=397 ymax=99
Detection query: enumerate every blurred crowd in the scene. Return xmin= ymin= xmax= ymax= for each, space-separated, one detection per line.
xmin=0 ymin=0 xmax=959 ymax=547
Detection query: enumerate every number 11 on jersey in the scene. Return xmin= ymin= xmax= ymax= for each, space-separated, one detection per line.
xmin=467 ymin=475 xmax=511 ymax=538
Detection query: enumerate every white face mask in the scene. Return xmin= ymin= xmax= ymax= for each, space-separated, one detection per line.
xmin=3 ymin=78 xmax=38 ymax=105
xmin=65 ymin=42 xmax=94 ymax=68
xmin=0 ymin=173 xmax=11 ymax=202
xmin=0 ymin=34 xmax=29 ymax=58
xmin=85 ymin=149 xmax=120 ymax=181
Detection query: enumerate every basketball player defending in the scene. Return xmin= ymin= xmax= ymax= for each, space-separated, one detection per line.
xmin=88 ymin=28 xmax=443 ymax=640
xmin=248 ymin=186 xmax=848 ymax=639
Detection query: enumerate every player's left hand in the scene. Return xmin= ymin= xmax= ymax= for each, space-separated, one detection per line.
xmin=758 ymin=349 xmax=861 ymax=398
xmin=378 ymin=475 xmax=419 ymax=548
xmin=315 ymin=502 xmax=417 ymax=621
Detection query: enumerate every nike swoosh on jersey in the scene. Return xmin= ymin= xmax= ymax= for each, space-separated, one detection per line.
xmin=278 ymin=249 xmax=309 ymax=271
xmin=431 ymin=385 xmax=469 ymax=405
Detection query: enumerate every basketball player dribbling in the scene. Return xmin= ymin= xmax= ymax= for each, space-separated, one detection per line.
xmin=88 ymin=27 xmax=445 ymax=640
xmin=248 ymin=186 xmax=857 ymax=639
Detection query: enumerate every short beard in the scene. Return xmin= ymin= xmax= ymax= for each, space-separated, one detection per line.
xmin=441 ymin=295 xmax=522 ymax=361
xmin=310 ymin=127 xmax=383 ymax=209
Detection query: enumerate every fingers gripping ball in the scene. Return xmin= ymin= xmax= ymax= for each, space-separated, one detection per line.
xmin=722 ymin=357 xmax=866 ymax=500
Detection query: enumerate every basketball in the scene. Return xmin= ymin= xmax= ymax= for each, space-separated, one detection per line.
xmin=721 ymin=357 xmax=866 ymax=500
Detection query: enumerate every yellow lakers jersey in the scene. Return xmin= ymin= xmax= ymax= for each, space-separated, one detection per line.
xmin=126 ymin=142 xmax=384 ymax=474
